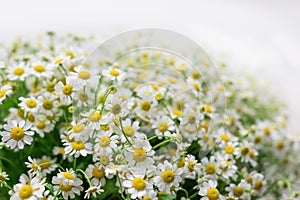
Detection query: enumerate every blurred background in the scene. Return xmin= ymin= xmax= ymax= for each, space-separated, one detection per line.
xmin=1 ymin=0 xmax=299 ymax=131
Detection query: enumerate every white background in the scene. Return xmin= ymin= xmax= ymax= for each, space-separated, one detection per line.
xmin=1 ymin=0 xmax=300 ymax=131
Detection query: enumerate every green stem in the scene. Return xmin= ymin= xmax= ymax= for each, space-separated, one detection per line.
xmin=0 ymin=156 xmax=17 ymax=169
xmin=58 ymin=64 xmax=68 ymax=76
xmin=0 ymin=180 xmax=12 ymax=190
xmin=179 ymin=187 xmax=189 ymax=199
xmin=53 ymin=188 xmax=61 ymax=200
xmin=117 ymin=172 xmax=126 ymax=200
xmin=76 ymin=169 xmax=92 ymax=187
xmin=152 ymin=139 xmax=171 ymax=150
xmin=189 ymin=192 xmax=198 ymax=199
xmin=73 ymin=157 xmax=77 ymax=170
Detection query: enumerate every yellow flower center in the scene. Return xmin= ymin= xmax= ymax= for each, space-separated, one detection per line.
xmin=193 ymin=82 xmax=200 ymax=92
xmin=10 ymin=127 xmax=25 ymax=140
xmin=207 ymin=188 xmax=219 ymax=200
xmin=38 ymin=159 xmax=51 ymax=170
xmin=36 ymin=120 xmax=46 ymax=129
xmin=46 ymin=82 xmax=55 ymax=92
xmin=254 ymin=135 xmax=261 ymax=144
xmin=192 ymin=71 xmax=200 ymax=79
xmin=246 ymin=176 xmax=253 ymax=184
xmin=276 ymin=141 xmax=284 ymax=150
xmin=233 ymin=186 xmax=244 ymax=197
xmin=157 ymin=122 xmax=168 ymax=132
xmin=123 ymin=126 xmax=135 ymax=136
xmin=188 ymin=114 xmax=196 ymax=124
xmin=205 ymin=163 xmax=216 ymax=174
xmin=62 ymin=84 xmax=73 ymax=96
xmin=92 ymin=167 xmax=105 ymax=179
xmin=0 ymin=173 xmax=6 ymax=181
xmin=27 ymin=113 xmax=35 ymax=122
xmin=26 ymin=99 xmax=37 ymax=108
xmin=225 ymin=145 xmax=235 ymax=154
xmin=78 ymin=92 xmax=89 ymax=102
xmin=142 ymin=196 xmax=152 ymax=200
xmin=172 ymin=110 xmax=182 ymax=117
xmin=33 ymin=65 xmax=46 ymax=72
xmin=220 ymin=134 xmax=230 ymax=142
xmin=99 ymin=136 xmax=111 ymax=147
xmin=263 ymin=127 xmax=270 ymax=135
xmin=73 ymin=124 xmax=85 ymax=133
xmin=19 ymin=185 xmax=33 ymax=199
xmin=109 ymin=69 xmax=120 ymax=76
xmin=188 ymin=161 xmax=195 ymax=172
xmin=43 ymin=100 xmax=53 ymax=110
xmin=254 ymin=180 xmax=263 ymax=190
xmin=89 ymin=111 xmax=101 ymax=122
xmin=162 ymin=169 xmax=175 ymax=184
xmin=177 ymin=159 xmax=185 ymax=168
xmin=100 ymin=124 xmax=110 ymax=131
xmin=77 ymin=71 xmax=91 ymax=80
xmin=100 ymin=156 xmax=110 ymax=166
xmin=71 ymin=141 xmax=85 ymax=150
xmin=60 ymin=183 xmax=72 ymax=192
xmin=141 ymin=101 xmax=151 ymax=111
xmin=111 ymin=104 xmax=121 ymax=114
xmin=155 ymin=93 xmax=163 ymax=100
xmin=0 ymin=89 xmax=7 ymax=98
xmin=14 ymin=67 xmax=25 ymax=76
xmin=66 ymin=51 xmax=75 ymax=58
xmin=240 ymin=147 xmax=250 ymax=156
xmin=63 ymin=172 xmax=74 ymax=180
xmin=133 ymin=148 xmax=147 ymax=162
xmin=132 ymin=177 xmax=146 ymax=191
xmin=54 ymin=58 xmax=64 ymax=65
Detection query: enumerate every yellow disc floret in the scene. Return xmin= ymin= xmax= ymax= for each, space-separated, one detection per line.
xmin=133 ymin=148 xmax=147 ymax=162
xmin=10 ymin=127 xmax=25 ymax=140
xmin=132 ymin=177 xmax=146 ymax=191
xmin=162 ymin=169 xmax=175 ymax=184
xmin=19 ymin=185 xmax=33 ymax=199
xmin=207 ymin=188 xmax=219 ymax=200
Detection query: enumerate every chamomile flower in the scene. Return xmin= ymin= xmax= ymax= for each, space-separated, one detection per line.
xmin=94 ymin=130 xmax=119 ymax=154
xmin=0 ymin=84 xmax=13 ymax=104
xmin=123 ymin=169 xmax=153 ymax=199
xmin=68 ymin=65 xmax=95 ymax=86
xmin=199 ymin=180 xmax=224 ymax=200
xmin=118 ymin=118 xmax=142 ymax=143
xmin=183 ymin=154 xmax=201 ymax=179
xmin=1 ymin=120 xmax=34 ymax=150
xmin=225 ymin=180 xmax=251 ymax=200
xmin=106 ymin=95 xmax=130 ymax=118
xmin=0 ymin=171 xmax=9 ymax=187
xmin=25 ymin=156 xmax=41 ymax=177
xmin=64 ymin=136 xmax=93 ymax=158
xmin=152 ymin=115 xmax=176 ymax=137
xmin=32 ymin=115 xmax=55 ymax=137
xmin=81 ymin=109 xmax=102 ymax=130
xmin=7 ymin=63 xmax=30 ymax=81
xmin=54 ymin=80 xmax=76 ymax=104
xmin=36 ymin=156 xmax=57 ymax=176
xmin=9 ymin=176 xmax=45 ymax=200
xmin=84 ymin=186 xmax=104 ymax=199
xmin=103 ymin=65 xmax=125 ymax=82
xmin=125 ymin=139 xmax=155 ymax=169
xmin=153 ymin=160 xmax=183 ymax=193
xmin=68 ymin=120 xmax=89 ymax=140
xmin=37 ymin=93 xmax=59 ymax=115
xmin=30 ymin=61 xmax=54 ymax=78
xmin=52 ymin=169 xmax=83 ymax=199
xmin=201 ymin=156 xmax=220 ymax=178
xmin=85 ymin=164 xmax=106 ymax=186
xmin=18 ymin=96 xmax=41 ymax=113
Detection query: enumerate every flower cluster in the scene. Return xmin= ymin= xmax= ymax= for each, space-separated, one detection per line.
xmin=0 ymin=32 xmax=299 ymax=200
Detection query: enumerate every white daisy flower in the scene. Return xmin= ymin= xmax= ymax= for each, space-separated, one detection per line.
xmin=125 ymin=138 xmax=155 ymax=169
xmin=118 ymin=118 xmax=142 ymax=143
xmin=54 ymin=80 xmax=76 ymax=104
xmin=0 ymin=171 xmax=9 ymax=187
xmin=32 ymin=115 xmax=55 ymax=137
xmin=123 ymin=169 xmax=153 ymax=199
xmin=94 ymin=129 xmax=119 ymax=154
xmin=37 ymin=93 xmax=59 ymax=116
xmin=85 ymin=164 xmax=106 ymax=187
xmin=52 ymin=169 xmax=83 ymax=199
xmin=183 ymin=154 xmax=201 ymax=179
xmin=1 ymin=120 xmax=34 ymax=150
xmin=102 ymin=65 xmax=125 ymax=82
xmin=0 ymin=84 xmax=13 ymax=104
xmin=18 ymin=96 xmax=41 ymax=113
xmin=36 ymin=156 xmax=58 ymax=176
xmin=201 ymin=156 xmax=220 ymax=178
xmin=67 ymin=65 xmax=96 ymax=86
xmin=68 ymin=120 xmax=90 ymax=141
xmin=152 ymin=115 xmax=176 ymax=137
xmin=7 ymin=63 xmax=30 ymax=81
xmin=81 ymin=109 xmax=102 ymax=131
xmin=64 ymin=136 xmax=93 ymax=158
xmin=199 ymin=180 xmax=224 ymax=200
xmin=30 ymin=61 xmax=54 ymax=78
xmin=9 ymin=176 xmax=45 ymax=200
xmin=84 ymin=186 xmax=104 ymax=199
xmin=153 ymin=160 xmax=183 ymax=193
xmin=105 ymin=95 xmax=130 ymax=118
xmin=225 ymin=180 xmax=251 ymax=200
